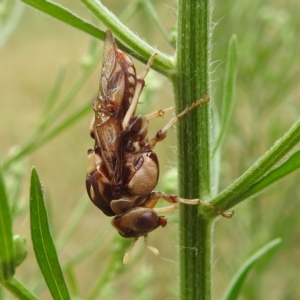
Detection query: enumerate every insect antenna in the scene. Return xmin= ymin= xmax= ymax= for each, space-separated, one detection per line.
xmin=144 ymin=236 xmax=159 ymax=256
xmin=123 ymin=236 xmax=160 ymax=264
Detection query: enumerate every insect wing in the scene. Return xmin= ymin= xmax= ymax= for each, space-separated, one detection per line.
xmin=99 ymin=30 xmax=126 ymax=107
xmin=92 ymin=31 xmax=136 ymax=193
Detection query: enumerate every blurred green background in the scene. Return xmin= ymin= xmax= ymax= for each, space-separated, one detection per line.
xmin=1 ymin=0 xmax=300 ymax=299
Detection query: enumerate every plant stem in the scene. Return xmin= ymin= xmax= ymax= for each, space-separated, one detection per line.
xmin=81 ymin=0 xmax=174 ymax=75
xmin=174 ymin=0 xmax=212 ymax=299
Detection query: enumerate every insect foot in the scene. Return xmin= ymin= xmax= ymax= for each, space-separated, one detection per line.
xmin=86 ymin=30 xmax=232 ymax=263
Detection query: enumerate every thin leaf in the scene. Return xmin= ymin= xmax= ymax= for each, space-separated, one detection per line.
xmin=211 ymin=100 xmax=221 ymax=195
xmin=42 ymin=53 xmax=99 ymax=128
xmin=3 ymin=101 xmax=90 ymax=171
xmin=141 ymin=0 xmax=173 ymax=47
xmin=0 ymin=2 xmax=24 ymax=48
xmin=222 ymin=238 xmax=281 ymax=300
xmin=20 ymin=0 xmax=104 ymax=40
xmin=21 ymin=0 xmax=173 ymax=76
xmin=41 ymin=63 xmax=68 ymax=123
xmin=86 ymin=236 xmax=131 ymax=300
xmin=56 ymin=195 xmax=90 ymax=249
xmin=30 ymin=167 xmax=70 ymax=300
xmin=211 ymin=117 xmax=300 ymax=216
xmin=0 ymin=276 xmax=38 ymax=300
xmin=240 ymin=148 xmax=300 ymax=200
xmin=118 ymin=0 xmax=140 ymax=23
xmin=212 ymin=35 xmax=238 ymax=156
xmin=3 ymin=45 xmax=100 ymax=171
xmin=0 ymin=162 xmax=15 ymax=279
xmin=64 ymin=230 xmax=108 ymax=297
xmin=35 ymin=102 xmax=91 ymax=148
xmin=81 ymin=0 xmax=174 ymax=76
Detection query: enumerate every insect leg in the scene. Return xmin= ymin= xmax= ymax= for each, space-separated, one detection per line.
xmin=147 ymin=93 xmax=210 ymax=149
xmin=153 ymin=205 xmax=178 ymax=213
xmin=144 ymin=195 xmax=178 ymax=212
xmin=148 ymin=191 xmax=233 ymax=218
xmin=122 ymin=53 xmax=158 ymax=130
xmin=144 ymin=106 xmax=175 ymax=120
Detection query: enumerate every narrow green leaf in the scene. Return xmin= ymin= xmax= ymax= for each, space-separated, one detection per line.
xmin=30 ymin=167 xmax=70 ymax=300
xmin=211 ymin=117 xmax=300 ymax=216
xmin=81 ymin=0 xmax=174 ymax=76
xmin=118 ymin=0 xmax=140 ymax=23
xmin=3 ymin=47 xmax=99 ymax=170
xmin=222 ymin=238 xmax=281 ymax=300
xmin=241 ymin=149 xmax=300 ymax=200
xmin=211 ymin=100 xmax=221 ymax=195
xmin=64 ymin=230 xmax=108 ymax=297
xmin=0 ymin=276 xmax=38 ymax=300
xmin=212 ymin=35 xmax=238 ymax=156
xmin=41 ymin=63 xmax=68 ymax=122
xmin=0 ymin=162 xmax=15 ymax=279
xmin=56 ymin=194 xmax=91 ymax=250
xmin=21 ymin=0 xmax=173 ymax=75
xmin=86 ymin=236 xmax=131 ymax=300
xmin=141 ymin=0 xmax=173 ymax=47
xmin=35 ymin=102 xmax=91 ymax=148
xmin=20 ymin=0 xmax=104 ymax=40
xmin=0 ymin=2 xmax=24 ymax=48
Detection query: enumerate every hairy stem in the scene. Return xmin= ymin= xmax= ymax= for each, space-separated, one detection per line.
xmin=173 ymin=0 xmax=213 ymax=299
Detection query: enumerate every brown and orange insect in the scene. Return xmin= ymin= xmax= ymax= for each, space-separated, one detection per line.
xmin=86 ymin=30 xmax=232 ymax=263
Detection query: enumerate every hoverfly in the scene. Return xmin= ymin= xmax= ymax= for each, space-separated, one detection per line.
xmin=86 ymin=30 xmax=232 ymax=263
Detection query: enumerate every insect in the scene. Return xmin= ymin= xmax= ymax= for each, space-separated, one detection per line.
xmin=86 ymin=30 xmax=232 ymax=263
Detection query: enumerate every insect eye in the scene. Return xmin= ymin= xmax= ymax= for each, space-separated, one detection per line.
xmin=126 ymin=229 xmax=133 ymax=236
xmin=135 ymin=212 xmax=158 ymax=232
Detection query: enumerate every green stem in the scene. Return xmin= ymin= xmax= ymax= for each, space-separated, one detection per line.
xmin=0 ymin=276 xmax=38 ymax=300
xmin=81 ymin=0 xmax=174 ymax=76
xmin=174 ymin=0 xmax=212 ymax=299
